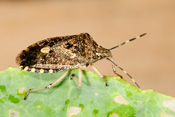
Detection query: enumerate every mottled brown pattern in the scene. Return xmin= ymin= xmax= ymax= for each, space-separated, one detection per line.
xmin=16 ymin=33 xmax=112 ymax=73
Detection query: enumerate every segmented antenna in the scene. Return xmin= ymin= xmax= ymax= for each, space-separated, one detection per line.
xmin=106 ymin=58 xmax=140 ymax=88
xmin=109 ymin=33 xmax=147 ymax=50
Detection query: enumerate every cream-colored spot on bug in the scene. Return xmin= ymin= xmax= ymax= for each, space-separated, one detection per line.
xmin=24 ymin=66 xmax=29 ymax=71
xmin=161 ymin=112 xmax=174 ymax=117
xmin=162 ymin=100 xmax=175 ymax=112
xmin=68 ymin=107 xmax=81 ymax=117
xmin=39 ymin=69 xmax=44 ymax=73
xmin=114 ymin=96 xmax=128 ymax=105
xmin=17 ymin=88 xmax=25 ymax=95
xmin=40 ymin=46 xmax=50 ymax=54
xmin=19 ymin=66 xmax=23 ymax=69
xmin=31 ymin=68 xmax=36 ymax=72
xmin=70 ymin=54 xmax=76 ymax=58
xmin=109 ymin=113 xmax=119 ymax=117
xmin=49 ymin=69 xmax=53 ymax=73
xmin=8 ymin=110 xmax=19 ymax=117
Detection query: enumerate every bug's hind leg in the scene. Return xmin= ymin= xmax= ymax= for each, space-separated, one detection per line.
xmin=91 ymin=64 xmax=108 ymax=86
xmin=24 ymin=70 xmax=69 ymax=100
xmin=70 ymin=68 xmax=82 ymax=88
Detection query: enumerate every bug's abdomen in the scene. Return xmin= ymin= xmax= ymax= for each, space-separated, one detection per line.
xmin=20 ymin=66 xmax=62 ymax=73
xmin=20 ymin=63 xmax=83 ymax=73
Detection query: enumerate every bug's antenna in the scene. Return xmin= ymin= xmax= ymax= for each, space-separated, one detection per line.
xmin=106 ymin=58 xmax=140 ymax=88
xmin=109 ymin=33 xmax=147 ymax=50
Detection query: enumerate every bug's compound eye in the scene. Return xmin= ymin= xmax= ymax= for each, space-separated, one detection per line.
xmin=40 ymin=46 xmax=50 ymax=54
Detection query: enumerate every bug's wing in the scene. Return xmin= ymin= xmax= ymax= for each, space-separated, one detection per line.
xmin=16 ymin=34 xmax=86 ymax=72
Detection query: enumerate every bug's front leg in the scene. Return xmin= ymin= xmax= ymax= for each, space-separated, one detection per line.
xmin=91 ymin=64 xmax=108 ymax=86
xmin=24 ymin=70 xmax=69 ymax=100
xmin=111 ymin=58 xmax=123 ymax=78
xmin=112 ymin=64 xmax=123 ymax=78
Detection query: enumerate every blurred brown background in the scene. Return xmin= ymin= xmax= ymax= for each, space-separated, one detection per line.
xmin=0 ymin=0 xmax=174 ymax=97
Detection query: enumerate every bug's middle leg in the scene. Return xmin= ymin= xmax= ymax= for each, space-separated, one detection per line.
xmin=91 ymin=64 xmax=108 ymax=86
xmin=24 ymin=70 xmax=69 ymax=100
xmin=70 ymin=68 xmax=82 ymax=88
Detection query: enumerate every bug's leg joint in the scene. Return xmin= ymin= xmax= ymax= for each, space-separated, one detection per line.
xmin=91 ymin=64 xmax=108 ymax=86
xmin=113 ymin=71 xmax=123 ymax=79
xmin=70 ymin=74 xmax=75 ymax=80
xmin=45 ymin=85 xmax=51 ymax=89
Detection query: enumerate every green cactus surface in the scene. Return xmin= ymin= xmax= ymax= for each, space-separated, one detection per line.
xmin=0 ymin=67 xmax=174 ymax=117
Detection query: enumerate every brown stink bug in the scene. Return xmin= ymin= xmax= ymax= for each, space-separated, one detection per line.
xmin=16 ymin=33 xmax=146 ymax=100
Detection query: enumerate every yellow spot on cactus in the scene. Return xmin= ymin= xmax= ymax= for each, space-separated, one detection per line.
xmin=109 ymin=113 xmax=119 ymax=117
xmin=161 ymin=112 xmax=174 ymax=117
xmin=17 ymin=88 xmax=25 ymax=95
xmin=37 ymin=105 xmax=41 ymax=108
xmin=9 ymin=110 xmax=19 ymax=117
xmin=162 ymin=100 xmax=175 ymax=112
xmin=114 ymin=96 xmax=128 ymax=105
xmin=68 ymin=107 xmax=81 ymax=117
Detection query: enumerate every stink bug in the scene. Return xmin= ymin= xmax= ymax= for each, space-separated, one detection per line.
xmin=16 ymin=33 xmax=146 ymax=100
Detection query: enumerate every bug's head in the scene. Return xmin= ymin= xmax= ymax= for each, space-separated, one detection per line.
xmin=95 ymin=46 xmax=112 ymax=60
xmin=89 ymin=45 xmax=112 ymax=64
